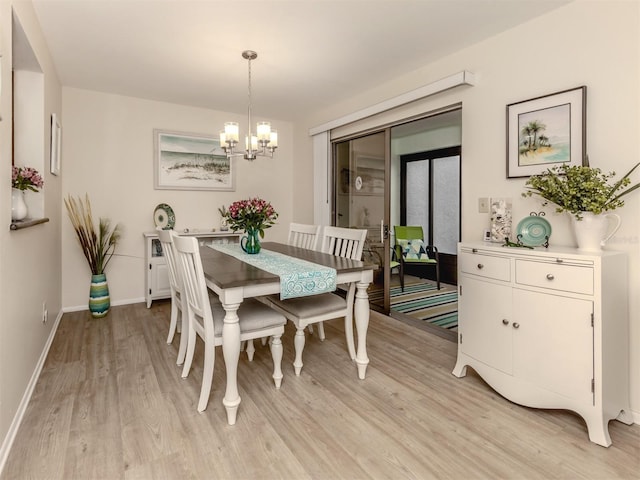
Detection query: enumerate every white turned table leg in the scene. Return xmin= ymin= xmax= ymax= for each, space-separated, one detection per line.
xmin=221 ymin=301 xmax=241 ymax=425
xmin=354 ymin=280 xmax=370 ymax=379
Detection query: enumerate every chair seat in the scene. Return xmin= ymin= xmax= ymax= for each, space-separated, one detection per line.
xmin=266 ymin=292 xmax=347 ymax=318
xmin=210 ymin=298 xmax=286 ymax=337
xmin=394 ymin=226 xmax=440 ymax=292
xmin=403 ymin=258 xmax=437 ymax=264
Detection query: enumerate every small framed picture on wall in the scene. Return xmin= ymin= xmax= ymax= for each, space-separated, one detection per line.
xmin=50 ymin=113 xmax=61 ymax=175
xmin=506 ymin=86 xmax=586 ymax=178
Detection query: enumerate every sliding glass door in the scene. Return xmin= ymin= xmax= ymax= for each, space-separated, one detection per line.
xmin=331 ymin=108 xmax=462 ymax=316
xmin=333 ymin=131 xmax=390 ymax=312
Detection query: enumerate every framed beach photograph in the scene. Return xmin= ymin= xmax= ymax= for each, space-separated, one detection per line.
xmin=50 ymin=113 xmax=61 ymax=175
xmin=506 ymin=86 xmax=586 ymax=178
xmin=153 ymin=129 xmax=235 ymax=191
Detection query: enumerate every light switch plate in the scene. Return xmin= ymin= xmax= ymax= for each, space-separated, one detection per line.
xmin=478 ymin=197 xmax=489 ymax=213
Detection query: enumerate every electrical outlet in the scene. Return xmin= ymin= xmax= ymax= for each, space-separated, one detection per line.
xmin=42 ymin=302 xmax=48 ymax=324
xmin=478 ymin=197 xmax=489 ymax=213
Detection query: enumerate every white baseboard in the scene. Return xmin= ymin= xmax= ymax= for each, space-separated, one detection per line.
xmin=62 ymin=296 xmax=146 ymax=313
xmin=0 ymin=309 xmax=63 ymax=476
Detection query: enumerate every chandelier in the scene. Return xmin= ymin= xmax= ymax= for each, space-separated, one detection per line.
xmin=219 ymin=50 xmax=278 ymax=161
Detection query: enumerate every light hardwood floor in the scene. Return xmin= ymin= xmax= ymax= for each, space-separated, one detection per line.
xmin=3 ymin=301 xmax=639 ymax=479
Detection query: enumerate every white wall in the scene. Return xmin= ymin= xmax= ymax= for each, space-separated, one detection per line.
xmin=0 ymin=0 xmax=62 ymax=466
xmin=296 ymin=0 xmax=640 ymax=417
xmin=61 ymin=88 xmax=293 ymax=309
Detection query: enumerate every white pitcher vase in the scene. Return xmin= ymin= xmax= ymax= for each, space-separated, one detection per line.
xmin=11 ymin=188 xmax=28 ymax=221
xmin=570 ymin=212 xmax=621 ymax=251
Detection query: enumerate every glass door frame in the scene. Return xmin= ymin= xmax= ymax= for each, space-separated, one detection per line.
xmin=331 ymin=129 xmax=392 ymax=314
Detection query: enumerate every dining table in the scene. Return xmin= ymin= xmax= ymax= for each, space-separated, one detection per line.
xmin=199 ymin=241 xmax=375 ymax=425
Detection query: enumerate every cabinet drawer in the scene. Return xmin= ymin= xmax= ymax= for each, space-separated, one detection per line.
xmin=515 ymin=260 xmax=593 ymax=295
xmin=459 ymin=252 xmax=510 ymax=281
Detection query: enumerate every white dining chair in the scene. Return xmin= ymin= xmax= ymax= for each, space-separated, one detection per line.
xmin=253 ymin=222 xmax=322 ymax=348
xmin=265 ymin=226 xmax=367 ymax=375
xmin=172 ymin=232 xmax=286 ymax=412
xmin=288 ymin=222 xmax=321 ymax=250
xmin=288 ymin=223 xmax=323 ymax=337
xmin=156 ymin=228 xmax=189 ymax=366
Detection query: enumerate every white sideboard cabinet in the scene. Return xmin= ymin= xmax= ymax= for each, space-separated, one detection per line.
xmin=144 ymin=231 xmax=240 ymax=307
xmin=452 ymin=242 xmax=632 ymax=447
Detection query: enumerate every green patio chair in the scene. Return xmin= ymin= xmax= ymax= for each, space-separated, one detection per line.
xmin=393 ymin=226 xmax=440 ymax=291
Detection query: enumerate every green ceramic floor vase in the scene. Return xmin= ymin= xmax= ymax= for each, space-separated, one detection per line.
xmin=89 ymin=273 xmax=110 ymax=318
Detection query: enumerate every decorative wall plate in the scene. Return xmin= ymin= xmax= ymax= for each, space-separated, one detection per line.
xmin=153 ymin=203 xmax=175 ymax=230
xmin=516 ymin=213 xmax=551 ymax=247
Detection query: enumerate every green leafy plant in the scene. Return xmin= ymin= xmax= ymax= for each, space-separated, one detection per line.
xmin=65 ymin=194 xmax=122 ymax=275
xmin=523 ymin=163 xmax=640 ymax=220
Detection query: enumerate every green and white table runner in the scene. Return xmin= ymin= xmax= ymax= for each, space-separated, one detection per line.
xmin=212 ymin=244 xmax=337 ymax=299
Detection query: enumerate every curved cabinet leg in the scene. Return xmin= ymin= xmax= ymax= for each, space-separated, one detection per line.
xmin=452 ymin=360 xmax=468 ymax=378
xmin=616 ymin=409 xmax=634 ymax=425
xmin=583 ymin=411 xmax=612 ymax=447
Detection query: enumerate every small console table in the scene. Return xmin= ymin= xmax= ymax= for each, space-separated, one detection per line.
xmin=143 ymin=230 xmax=240 ymax=307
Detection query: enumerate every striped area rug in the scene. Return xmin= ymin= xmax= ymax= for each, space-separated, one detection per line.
xmin=369 ymin=280 xmax=458 ymax=331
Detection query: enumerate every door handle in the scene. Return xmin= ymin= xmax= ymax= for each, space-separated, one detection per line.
xmin=380 ymin=221 xmax=389 ymax=242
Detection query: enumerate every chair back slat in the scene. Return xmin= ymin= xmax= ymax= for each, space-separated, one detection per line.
xmin=157 ymin=228 xmax=181 ymax=295
xmin=172 ymin=233 xmax=213 ymax=331
xmin=288 ymin=223 xmax=321 ymax=250
xmin=321 ymin=226 xmax=367 ymax=260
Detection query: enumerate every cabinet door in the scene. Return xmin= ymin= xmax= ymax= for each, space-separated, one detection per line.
xmin=512 ymin=288 xmax=593 ymax=403
xmin=150 ymin=261 xmax=171 ymax=298
xmin=460 ymin=276 xmax=512 ymax=374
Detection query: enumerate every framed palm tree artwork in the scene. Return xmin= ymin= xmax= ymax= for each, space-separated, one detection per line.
xmin=506 ymin=86 xmax=586 ymax=178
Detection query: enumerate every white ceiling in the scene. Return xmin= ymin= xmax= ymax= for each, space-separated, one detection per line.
xmin=31 ymin=0 xmax=572 ymax=121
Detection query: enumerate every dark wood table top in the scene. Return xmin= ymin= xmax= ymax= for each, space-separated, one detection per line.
xmin=199 ymin=241 xmax=375 ymax=290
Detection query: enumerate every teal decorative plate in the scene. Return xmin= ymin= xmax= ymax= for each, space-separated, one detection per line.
xmin=516 ymin=214 xmax=551 ymax=247
xmin=153 ymin=203 xmax=175 ymax=230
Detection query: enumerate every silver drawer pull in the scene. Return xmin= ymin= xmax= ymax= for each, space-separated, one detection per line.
xmin=477 ymin=263 xmax=484 ymax=269
xmin=502 ymin=319 xmax=509 ymax=325
xmin=546 ymin=274 xmax=555 ymax=280
xmin=513 ymin=322 xmax=520 ymax=329
xmin=555 ymin=258 xmax=564 ymax=263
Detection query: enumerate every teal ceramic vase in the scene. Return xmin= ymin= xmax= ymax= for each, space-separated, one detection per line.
xmin=240 ymin=227 xmax=261 ymax=254
xmin=89 ymin=273 xmax=111 ymax=318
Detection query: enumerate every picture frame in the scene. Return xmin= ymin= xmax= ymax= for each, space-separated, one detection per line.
xmin=50 ymin=113 xmax=61 ymax=175
xmin=153 ymin=129 xmax=235 ymax=191
xmin=506 ymin=86 xmax=586 ymax=178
